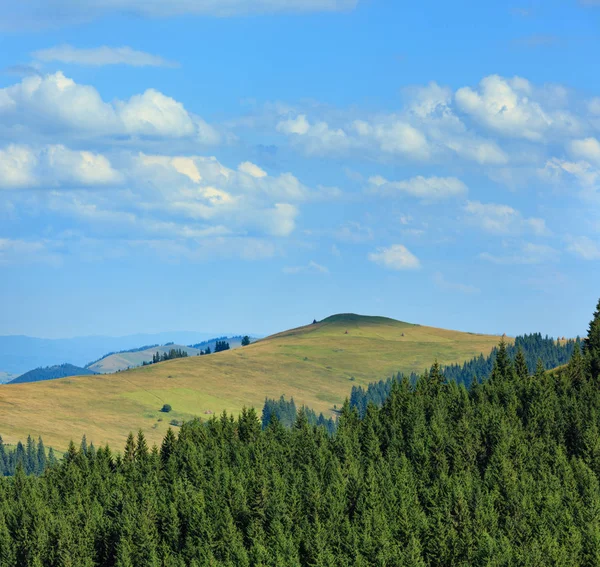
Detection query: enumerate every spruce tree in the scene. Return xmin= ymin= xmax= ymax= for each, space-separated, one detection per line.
xmin=514 ymin=347 xmax=529 ymax=381
xmin=584 ymin=298 xmax=600 ymax=379
xmin=36 ymin=437 xmax=46 ymax=474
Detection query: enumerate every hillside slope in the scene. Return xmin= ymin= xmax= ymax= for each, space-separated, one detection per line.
xmin=87 ymin=338 xmax=247 ymax=374
xmin=0 ymin=314 xmax=505 ymax=450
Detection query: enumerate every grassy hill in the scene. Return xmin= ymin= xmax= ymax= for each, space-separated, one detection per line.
xmin=0 ymin=314 xmax=505 ymax=450
xmin=87 ymin=338 xmax=247 ymax=373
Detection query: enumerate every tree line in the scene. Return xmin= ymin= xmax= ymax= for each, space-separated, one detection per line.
xmin=443 ymin=332 xmax=580 ymax=386
xmin=261 ymin=396 xmax=336 ymax=435
xmin=147 ymin=349 xmax=189 ymax=365
xmin=0 ymin=436 xmax=55 ymax=477
xmin=0 ymin=300 xmax=598 ymax=565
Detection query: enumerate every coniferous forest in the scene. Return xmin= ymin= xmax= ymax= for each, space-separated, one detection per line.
xmin=0 ymin=300 xmax=599 ymax=565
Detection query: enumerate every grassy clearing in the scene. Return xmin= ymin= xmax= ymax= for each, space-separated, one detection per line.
xmin=0 ymin=314 xmax=505 ymax=451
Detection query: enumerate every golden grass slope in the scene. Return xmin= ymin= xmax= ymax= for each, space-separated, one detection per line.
xmin=0 ymin=314 xmax=505 ymax=451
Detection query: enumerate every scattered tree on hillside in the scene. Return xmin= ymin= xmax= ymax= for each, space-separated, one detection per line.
xmin=241 ymin=336 xmax=251 ymax=347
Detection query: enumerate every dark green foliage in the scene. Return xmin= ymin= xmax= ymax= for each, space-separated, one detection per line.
xmin=9 ymin=363 xmax=97 ymax=384
xmin=584 ymin=299 xmax=600 ymax=379
xmin=214 ymin=340 xmax=230 ymax=353
xmin=241 ymin=336 xmax=251 ymax=347
xmin=161 ymin=404 xmax=173 ymax=413
xmin=261 ymin=396 xmax=336 ymax=434
xmin=440 ymin=332 xmax=580 ymax=386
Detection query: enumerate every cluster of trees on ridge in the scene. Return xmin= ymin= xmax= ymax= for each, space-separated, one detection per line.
xmin=8 ymin=363 xmax=97 ymax=384
xmin=0 ymin=301 xmax=597 ymax=564
xmin=146 ymin=349 xmax=189 ymax=366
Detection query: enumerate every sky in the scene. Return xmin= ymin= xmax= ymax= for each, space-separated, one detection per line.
xmin=0 ymin=0 xmax=599 ymax=339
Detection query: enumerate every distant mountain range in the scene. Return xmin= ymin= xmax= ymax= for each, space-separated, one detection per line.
xmin=87 ymin=337 xmax=247 ymax=374
xmin=0 ymin=331 xmax=223 ymax=375
xmin=4 ymin=336 xmax=252 ymax=384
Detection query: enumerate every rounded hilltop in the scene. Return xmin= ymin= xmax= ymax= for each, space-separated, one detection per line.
xmin=319 ymin=313 xmax=415 ymax=326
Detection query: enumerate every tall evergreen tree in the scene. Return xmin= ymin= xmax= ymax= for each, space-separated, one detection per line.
xmin=585 ymin=298 xmax=600 ymax=379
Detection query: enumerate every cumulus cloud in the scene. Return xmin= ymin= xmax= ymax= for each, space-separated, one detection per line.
xmin=369 ymin=174 xmax=467 ymax=202
xmin=273 ymin=80 xmax=513 ymax=165
xmin=455 ymin=75 xmax=580 ymax=141
xmin=569 ymin=137 xmax=600 ymax=165
xmin=539 ymin=157 xmax=600 ymax=202
xmin=0 ymin=72 xmax=219 ymax=143
xmin=353 ymin=119 xmax=430 ymax=160
xmin=277 ymin=115 xmax=353 ymax=155
xmin=5 ymin=145 xmax=326 ymax=248
xmin=283 ymin=260 xmax=329 ymax=274
xmin=368 ymin=244 xmax=421 ymax=270
xmin=238 ymin=161 xmax=267 ymax=178
xmin=1 ymin=0 xmax=357 ymax=30
xmin=0 ymin=144 xmax=120 ymax=189
xmin=32 ymin=45 xmax=179 ymax=67
xmin=464 ymin=200 xmax=549 ymax=235
xmin=566 ymin=236 xmax=600 ymax=260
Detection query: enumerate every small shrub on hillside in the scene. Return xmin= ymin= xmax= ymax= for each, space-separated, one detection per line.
xmin=160 ymin=404 xmax=172 ymax=413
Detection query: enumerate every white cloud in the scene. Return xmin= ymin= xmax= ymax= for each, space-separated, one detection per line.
xmin=480 ymin=242 xmax=558 ymax=265
xmin=455 ymin=75 xmax=580 ymax=141
xmin=0 ymin=72 xmax=219 ymax=143
xmin=272 ymin=81 xmax=511 ymax=165
xmin=277 ymin=115 xmax=310 ymax=135
xmin=0 ymin=145 xmax=38 ymax=188
xmin=32 ymin=45 xmax=179 ymax=67
xmin=590 ymin=98 xmax=600 ymax=115
xmin=283 ymin=260 xmax=329 ymax=274
xmin=539 ymin=157 xmax=600 ymax=202
xmin=0 ymin=144 xmax=121 ymax=189
xmin=277 ymin=115 xmax=353 ymax=155
xmin=368 ymin=244 xmax=421 ymax=270
xmin=353 ymin=119 xmax=430 ymax=160
xmin=569 ymin=137 xmax=600 ymax=165
xmin=12 ymin=147 xmax=324 ymax=244
xmin=369 ymin=174 xmax=467 ymax=202
xmin=433 ymin=272 xmax=480 ymax=294
xmin=566 ymin=236 xmax=600 ymax=260
xmin=465 ymin=200 xmax=549 ymax=235
xmin=238 ymin=161 xmax=267 ymax=178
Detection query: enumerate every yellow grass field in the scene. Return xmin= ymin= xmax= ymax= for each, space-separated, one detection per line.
xmin=0 ymin=314 xmax=505 ymax=451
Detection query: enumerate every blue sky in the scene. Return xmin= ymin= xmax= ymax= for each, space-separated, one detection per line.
xmin=1 ymin=0 xmax=599 ymax=339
